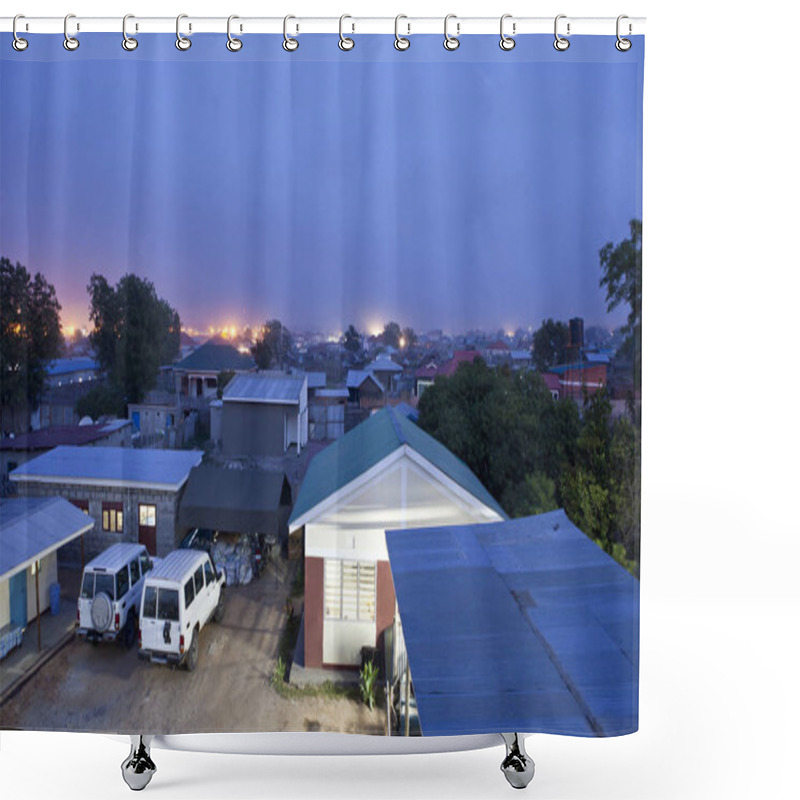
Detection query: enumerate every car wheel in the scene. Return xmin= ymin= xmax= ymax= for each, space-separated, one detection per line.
xmin=213 ymin=589 xmax=225 ymax=623
xmin=185 ymin=629 xmax=199 ymax=671
xmin=123 ymin=612 xmax=137 ymax=649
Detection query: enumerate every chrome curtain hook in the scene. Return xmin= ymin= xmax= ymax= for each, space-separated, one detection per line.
xmin=63 ymin=13 xmax=79 ymax=51
xmin=394 ymin=14 xmax=410 ymax=51
xmin=122 ymin=14 xmax=138 ymax=51
xmin=616 ymin=14 xmax=632 ymax=51
xmin=339 ymin=14 xmax=355 ymax=51
xmin=176 ymin=14 xmax=191 ymax=51
xmin=12 ymin=14 xmax=29 ymax=51
xmin=283 ymin=15 xmax=299 ymax=51
xmin=444 ymin=14 xmax=460 ymax=51
xmin=227 ymin=15 xmax=243 ymax=51
xmin=499 ymin=14 xmax=515 ymax=51
xmin=554 ymin=14 xmax=570 ymax=51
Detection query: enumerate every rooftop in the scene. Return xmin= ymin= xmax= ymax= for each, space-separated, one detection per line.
xmin=46 ymin=357 xmax=100 ymax=377
xmin=10 ymin=446 xmax=203 ymax=491
xmin=346 ymin=370 xmax=384 ymax=392
xmin=290 ymin=407 xmax=505 ymax=527
xmin=386 ymin=509 xmax=639 ymax=737
xmin=1 ymin=420 xmax=132 ymax=452
xmin=147 ymin=549 xmax=209 ymax=584
xmin=222 ymin=371 xmax=306 ymax=405
xmin=0 ymin=497 xmax=94 ymax=581
xmin=174 ymin=340 xmax=255 ymax=373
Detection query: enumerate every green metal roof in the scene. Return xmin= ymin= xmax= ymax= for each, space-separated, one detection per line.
xmin=175 ymin=340 xmax=255 ymax=372
xmin=289 ymin=407 xmax=506 ymax=526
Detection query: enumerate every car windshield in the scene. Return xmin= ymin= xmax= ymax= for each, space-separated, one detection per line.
xmin=156 ymin=589 xmax=179 ymax=622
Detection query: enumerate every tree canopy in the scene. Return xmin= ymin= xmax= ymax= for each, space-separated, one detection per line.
xmin=251 ymin=319 xmax=292 ymax=370
xmin=531 ymin=318 xmax=569 ymax=371
xmin=382 ymin=321 xmax=402 ymax=349
xmin=417 ymin=361 xmax=639 ymax=575
xmin=1 ymin=258 xmax=63 ymax=429
xmin=88 ymin=273 xmax=181 ymax=405
xmin=600 ymin=219 xmax=642 ymax=388
xmin=343 ymin=324 xmax=362 ymax=355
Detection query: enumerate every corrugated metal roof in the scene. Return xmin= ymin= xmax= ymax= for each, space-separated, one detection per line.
xmin=46 ymin=357 xmax=100 ymax=376
xmin=175 ymin=340 xmax=255 ymax=372
xmin=385 ymin=509 xmax=639 ymax=737
xmin=1 ymin=421 xmax=128 ymax=451
xmin=365 ymin=357 xmax=402 ymax=373
xmin=345 ymin=370 xmax=384 ymax=392
xmin=178 ymin=466 xmax=291 ymax=534
xmin=289 ymin=407 xmax=505 ymax=526
xmin=147 ymin=549 xmax=208 ymax=584
xmin=306 ymin=372 xmax=327 ymax=389
xmin=10 ymin=446 xmax=203 ymax=490
xmin=0 ymin=497 xmax=94 ymax=580
xmin=223 ymin=372 xmax=305 ymax=404
xmin=314 ymin=388 xmax=349 ymax=399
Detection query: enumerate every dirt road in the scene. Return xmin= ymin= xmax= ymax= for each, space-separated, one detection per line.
xmin=0 ymin=565 xmax=383 ymax=736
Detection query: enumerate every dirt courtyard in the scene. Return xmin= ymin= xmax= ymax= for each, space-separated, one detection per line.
xmin=0 ymin=564 xmax=384 ymax=736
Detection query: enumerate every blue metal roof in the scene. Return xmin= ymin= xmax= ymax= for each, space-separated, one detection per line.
xmin=0 ymin=497 xmax=94 ymax=581
xmin=385 ymin=509 xmax=638 ymax=737
xmin=10 ymin=446 xmax=203 ymax=490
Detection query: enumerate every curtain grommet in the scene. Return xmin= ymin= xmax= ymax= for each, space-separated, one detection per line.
xmin=226 ymin=15 xmax=243 ymax=52
xmin=283 ymin=15 xmax=299 ymax=52
xmin=176 ymin=14 xmax=192 ymax=51
xmin=394 ymin=15 xmax=410 ymax=51
xmin=12 ymin=15 xmax=29 ymax=51
xmin=444 ymin=14 xmax=460 ymax=51
xmin=554 ymin=15 xmax=570 ymax=51
xmin=63 ymin=13 xmax=80 ymax=51
xmin=615 ymin=15 xmax=632 ymax=51
xmin=122 ymin=15 xmax=138 ymax=51
xmin=499 ymin=14 xmax=516 ymax=51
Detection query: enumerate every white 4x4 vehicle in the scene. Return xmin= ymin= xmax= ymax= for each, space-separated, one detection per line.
xmin=78 ymin=543 xmax=156 ymax=648
xmin=138 ymin=549 xmax=225 ymax=671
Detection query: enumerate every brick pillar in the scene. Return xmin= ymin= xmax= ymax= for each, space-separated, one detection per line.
xmin=304 ymin=556 xmax=324 ymax=668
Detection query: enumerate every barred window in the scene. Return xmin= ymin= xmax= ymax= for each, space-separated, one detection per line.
xmin=324 ymin=559 xmax=376 ymax=622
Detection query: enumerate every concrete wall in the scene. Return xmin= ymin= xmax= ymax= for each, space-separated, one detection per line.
xmin=222 ymin=401 xmax=297 ymax=457
xmin=13 ymin=480 xmax=183 ymax=561
xmin=303 ymin=453 xmax=503 ymax=668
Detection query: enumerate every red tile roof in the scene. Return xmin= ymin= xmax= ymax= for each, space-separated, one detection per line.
xmin=438 ymin=350 xmax=480 ymax=377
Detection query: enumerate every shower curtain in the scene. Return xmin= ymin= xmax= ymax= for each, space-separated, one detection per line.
xmin=0 ymin=28 xmax=643 ymax=740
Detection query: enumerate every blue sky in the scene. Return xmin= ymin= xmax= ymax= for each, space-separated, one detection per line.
xmin=0 ymin=34 xmax=643 ymax=334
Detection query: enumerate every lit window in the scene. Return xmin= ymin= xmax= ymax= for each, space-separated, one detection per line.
xmin=139 ymin=504 xmax=156 ymax=527
xmin=324 ymin=559 xmax=376 ymax=622
xmin=102 ymin=503 xmax=123 ymax=532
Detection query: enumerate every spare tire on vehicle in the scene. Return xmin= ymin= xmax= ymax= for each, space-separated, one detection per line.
xmin=91 ymin=592 xmax=113 ymax=632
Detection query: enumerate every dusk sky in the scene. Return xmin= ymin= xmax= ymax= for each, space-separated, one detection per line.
xmin=0 ymin=34 xmax=643 ymax=335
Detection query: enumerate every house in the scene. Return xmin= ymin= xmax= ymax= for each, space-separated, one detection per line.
xmin=385 ymin=509 xmax=639 ymax=736
xmin=437 ymin=349 xmax=480 ymax=377
xmin=346 ymin=370 xmax=385 ymax=411
xmin=44 ymin=357 xmax=101 ymax=388
xmin=0 ymin=497 xmax=94 ymax=652
xmin=414 ymin=362 xmax=438 ymax=398
xmin=221 ymin=372 xmax=308 ymax=457
xmin=309 ymin=389 xmax=349 ymax=441
xmin=549 ymin=362 xmax=608 ymax=400
xmin=288 ymin=406 xmax=505 ymax=673
xmin=364 ymin=356 xmax=403 ymax=395
xmin=173 ymin=339 xmax=255 ymax=401
xmin=1 ymin=420 xmax=132 ymax=486
xmin=541 ymin=372 xmax=561 ymax=401
xmin=128 ymin=391 xmax=195 ymax=449
xmin=10 ymin=446 xmax=202 ymax=560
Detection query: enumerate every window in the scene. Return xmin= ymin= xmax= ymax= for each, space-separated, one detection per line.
xmin=194 ymin=566 xmax=204 ymax=594
xmin=129 ymin=558 xmax=140 ymax=585
xmin=116 ymin=566 xmax=130 ymax=599
xmin=102 ymin=502 xmax=123 ymax=533
xmin=324 ymin=559 xmax=376 ymax=622
xmin=82 ymin=572 xmax=115 ymax=601
xmin=204 ymin=561 xmax=214 ymax=585
xmin=139 ymin=504 xmax=156 ymax=527
xmin=71 ymin=499 xmax=90 ymax=514
xmin=184 ymin=577 xmax=195 ymax=608
xmin=140 ymin=554 xmax=153 ymax=574
xmin=156 ymin=589 xmax=180 ymax=622
xmin=142 ymin=586 xmax=157 ymax=618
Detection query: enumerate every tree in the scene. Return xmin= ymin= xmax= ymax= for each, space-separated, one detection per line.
xmin=382 ymin=321 xmax=402 ymax=349
xmin=531 ymin=318 xmax=569 ymax=371
xmin=401 ymin=326 xmax=417 ymax=349
xmin=343 ymin=324 xmax=362 ymax=356
xmin=75 ymin=383 xmax=126 ymax=420
xmin=1 ymin=258 xmax=63 ymax=431
xmin=600 ymin=219 xmax=642 ymax=388
xmin=252 ymin=319 xmax=292 ymax=369
xmin=501 ymin=472 xmax=558 ymax=518
xmin=216 ymin=370 xmax=236 ymax=399
xmin=88 ymin=273 xmax=181 ymax=405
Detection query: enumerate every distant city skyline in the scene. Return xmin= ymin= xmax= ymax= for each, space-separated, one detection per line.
xmin=1 ymin=35 xmax=642 ymax=340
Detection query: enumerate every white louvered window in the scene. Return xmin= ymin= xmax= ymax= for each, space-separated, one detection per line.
xmin=324 ymin=559 xmax=376 ymax=622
